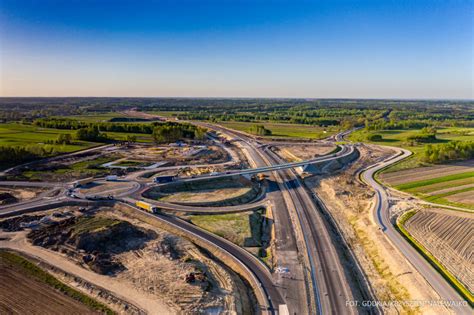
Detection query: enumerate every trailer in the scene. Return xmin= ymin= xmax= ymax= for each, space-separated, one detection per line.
xmin=135 ymin=201 xmax=159 ymax=213
xmin=73 ymin=177 xmax=94 ymax=188
xmin=154 ymin=175 xmax=175 ymax=183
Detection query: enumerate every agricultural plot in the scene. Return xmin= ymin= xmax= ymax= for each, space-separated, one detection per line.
xmin=0 ymin=250 xmax=111 ymax=314
xmin=219 ymin=121 xmax=337 ymax=139
xmin=350 ymin=127 xmax=474 ymax=172
xmin=402 ymin=210 xmax=473 ymax=295
xmin=0 ymin=123 xmax=97 ymax=151
xmin=380 ymin=160 xmax=474 ymax=209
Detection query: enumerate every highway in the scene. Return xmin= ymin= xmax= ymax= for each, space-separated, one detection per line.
xmin=362 ymin=147 xmax=472 ymax=315
xmin=264 ymin=147 xmax=356 ymax=315
xmin=157 ymin=145 xmax=354 ymax=183
xmin=0 ymin=124 xmax=364 ymax=314
xmin=205 ymin=123 xmax=313 ymax=314
xmin=205 ymin=123 xmax=359 ymax=314
xmin=123 ymin=196 xmax=269 ymax=214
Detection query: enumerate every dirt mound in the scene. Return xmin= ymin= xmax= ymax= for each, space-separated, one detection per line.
xmin=0 ymin=192 xmax=17 ymax=205
xmin=0 ymin=215 xmax=44 ymax=232
xmin=28 ymin=215 xmax=157 ymax=275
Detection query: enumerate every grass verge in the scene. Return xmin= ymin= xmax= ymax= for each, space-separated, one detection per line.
xmin=396 ymin=211 xmax=474 ymax=306
xmin=0 ymin=250 xmax=115 ymax=314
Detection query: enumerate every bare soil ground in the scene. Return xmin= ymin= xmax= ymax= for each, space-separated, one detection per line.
xmin=145 ymin=177 xmax=259 ymax=206
xmin=0 ymin=187 xmax=45 ymax=204
xmin=380 ymin=160 xmax=474 ymax=186
xmin=446 ymin=190 xmax=474 ymax=205
xmin=160 ymin=187 xmax=252 ymax=203
xmin=403 ymin=209 xmax=473 ymax=293
xmin=0 ymin=206 xmax=251 ymax=314
xmin=273 ymin=143 xmax=336 ymax=162
xmin=305 ymin=144 xmax=444 ymax=314
xmin=79 ymin=181 xmax=136 ymax=196
xmin=122 ymin=144 xmax=229 ymax=166
xmin=0 ymin=252 xmax=99 ymax=314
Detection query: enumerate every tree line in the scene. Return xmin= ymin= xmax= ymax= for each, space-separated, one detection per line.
xmin=423 ymin=141 xmax=474 ymax=163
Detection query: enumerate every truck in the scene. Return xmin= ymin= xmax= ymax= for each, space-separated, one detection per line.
xmin=73 ymin=177 xmax=94 ymax=188
xmin=135 ymin=201 xmax=158 ymax=213
xmin=106 ymin=175 xmax=118 ymax=181
xmin=154 ymin=175 xmax=175 ymax=183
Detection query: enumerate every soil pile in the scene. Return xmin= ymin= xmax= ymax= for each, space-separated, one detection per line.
xmin=28 ymin=215 xmax=156 ymax=275
xmin=0 ymin=192 xmax=17 ymax=205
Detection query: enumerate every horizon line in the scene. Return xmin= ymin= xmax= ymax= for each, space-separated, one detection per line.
xmin=0 ymin=96 xmax=473 ymax=102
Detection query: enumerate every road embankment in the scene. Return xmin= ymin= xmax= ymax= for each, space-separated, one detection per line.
xmin=117 ymin=202 xmax=279 ymax=314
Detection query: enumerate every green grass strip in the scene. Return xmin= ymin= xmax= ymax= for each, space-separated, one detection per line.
xmin=0 ymin=250 xmax=115 ymax=314
xmin=396 ymin=212 xmax=474 ymax=306
xmin=424 ymin=186 xmax=474 ymax=201
xmin=414 ymin=177 xmax=474 ymax=194
xmin=396 ymin=171 xmax=474 ymax=191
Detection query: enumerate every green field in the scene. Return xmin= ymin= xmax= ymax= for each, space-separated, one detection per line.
xmin=219 ymin=121 xmax=337 ymax=139
xmin=188 ymin=211 xmax=263 ymax=247
xmin=395 ymin=171 xmax=474 ymax=191
xmin=20 ymin=155 xmax=117 ymax=181
xmin=0 ymin=122 xmax=153 ymax=150
xmin=0 ymin=123 xmax=98 ymax=151
xmin=390 ymin=171 xmax=474 ymax=210
xmin=351 ymin=127 xmax=474 ymax=172
xmin=103 ymin=131 xmax=153 ymax=143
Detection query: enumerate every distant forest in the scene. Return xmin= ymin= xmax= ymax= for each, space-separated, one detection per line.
xmin=0 ymin=97 xmax=473 ymax=129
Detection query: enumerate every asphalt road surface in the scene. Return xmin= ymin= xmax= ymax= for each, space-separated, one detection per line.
xmin=362 ymin=147 xmax=472 ymax=315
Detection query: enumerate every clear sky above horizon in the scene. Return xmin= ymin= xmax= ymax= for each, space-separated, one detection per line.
xmin=0 ymin=0 xmax=472 ymax=99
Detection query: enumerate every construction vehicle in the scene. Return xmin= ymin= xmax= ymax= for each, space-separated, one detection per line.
xmin=73 ymin=177 xmax=94 ymax=188
xmin=135 ymin=200 xmax=159 ymax=213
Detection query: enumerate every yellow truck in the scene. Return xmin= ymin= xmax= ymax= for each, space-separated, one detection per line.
xmin=135 ymin=200 xmax=158 ymax=213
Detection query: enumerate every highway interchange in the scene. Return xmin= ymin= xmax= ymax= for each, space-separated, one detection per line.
xmin=0 ymin=123 xmax=471 ymax=315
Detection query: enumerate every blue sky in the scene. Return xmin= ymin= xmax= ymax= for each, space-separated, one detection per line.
xmin=0 ymin=0 xmax=472 ymax=98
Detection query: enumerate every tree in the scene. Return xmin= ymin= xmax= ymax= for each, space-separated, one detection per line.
xmin=126 ymin=135 xmax=137 ymax=142
xmin=249 ymin=125 xmax=272 ymax=136
xmin=56 ymin=133 xmax=72 ymax=145
xmin=367 ymin=134 xmax=382 ymax=141
xmin=153 ymin=126 xmax=183 ymax=143
xmin=194 ymin=127 xmax=207 ymax=140
xmin=75 ymin=126 xmax=106 ymax=142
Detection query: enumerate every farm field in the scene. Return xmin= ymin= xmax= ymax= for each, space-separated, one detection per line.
xmin=380 ymin=160 xmax=474 ymax=209
xmin=219 ymin=121 xmax=337 ymax=139
xmin=350 ymin=127 xmax=474 ymax=172
xmin=0 ymin=250 xmax=110 ymax=314
xmin=402 ymin=209 xmax=473 ymax=296
xmin=0 ymin=122 xmax=153 ymax=149
xmin=0 ymin=123 xmax=97 ymax=151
